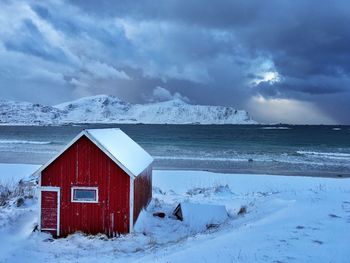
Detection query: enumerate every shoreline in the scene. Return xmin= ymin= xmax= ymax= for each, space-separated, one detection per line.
xmin=0 ymin=124 xmax=349 ymax=179
xmin=0 ymin=161 xmax=347 ymax=180
xmin=155 ymin=166 xmax=350 ymax=178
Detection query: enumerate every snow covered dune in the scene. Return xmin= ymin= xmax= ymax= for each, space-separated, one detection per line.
xmin=0 ymin=166 xmax=349 ymax=262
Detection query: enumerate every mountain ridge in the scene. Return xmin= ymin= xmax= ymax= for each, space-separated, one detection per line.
xmin=0 ymin=95 xmax=257 ymax=125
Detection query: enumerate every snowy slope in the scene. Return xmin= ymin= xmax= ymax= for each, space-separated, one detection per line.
xmin=56 ymin=95 xmax=256 ymax=124
xmin=0 ymin=100 xmax=63 ymax=125
xmin=55 ymin=95 xmax=132 ymax=123
xmin=0 ymin=95 xmax=257 ymax=125
xmin=0 ymin=167 xmax=349 ymax=263
xmin=129 ymin=99 xmax=256 ymax=124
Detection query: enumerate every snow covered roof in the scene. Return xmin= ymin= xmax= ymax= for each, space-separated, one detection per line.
xmin=173 ymin=202 xmax=228 ymax=231
xmin=36 ymin=128 xmax=153 ymax=178
xmin=85 ymin=128 xmax=153 ymax=176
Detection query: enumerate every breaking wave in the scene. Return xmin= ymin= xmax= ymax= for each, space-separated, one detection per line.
xmin=261 ymin=127 xmax=291 ymax=130
xmin=154 ymin=150 xmax=350 ymax=168
xmin=0 ymin=140 xmax=52 ymax=145
xmin=153 ymin=155 xmax=249 ymax=162
xmin=297 ymin=151 xmax=350 ymax=160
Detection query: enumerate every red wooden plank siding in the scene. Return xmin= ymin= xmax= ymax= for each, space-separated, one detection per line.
xmin=41 ymin=191 xmax=58 ymax=230
xmin=41 ymin=136 xmax=130 ymax=237
xmin=133 ymin=165 xmax=152 ymax=224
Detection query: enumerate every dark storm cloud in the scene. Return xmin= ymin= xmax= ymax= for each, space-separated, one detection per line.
xmin=72 ymin=0 xmax=350 ymax=86
xmin=0 ymin=0 xmax=349 ymax=123
xmin=70 ymin=0 xmax=350 ymax=123
xmin=4 ymin=19 xmax=69 ymax=63
xmin=70 ymin=0 xmax=265 ymax=28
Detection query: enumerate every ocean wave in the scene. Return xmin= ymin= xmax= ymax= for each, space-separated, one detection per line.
xmin=153 ymin=155 xmax=249 ymax=162
xmin=261 ymin=127 xmax=291 ymax=130
xmin=297 ymin=151 xmax=350 ymax=159
xmin=154 ymin=153 xmax=350 ymax=167
xmin=0 ymin=140 xmax=52 ymax=145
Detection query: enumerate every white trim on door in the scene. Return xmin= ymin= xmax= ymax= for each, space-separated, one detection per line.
xmin=39 ymin=187 xmax=60 ymax=236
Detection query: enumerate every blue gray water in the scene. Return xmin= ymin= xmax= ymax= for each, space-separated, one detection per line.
xmin=0 ymin=124 xmax=349 ymax=177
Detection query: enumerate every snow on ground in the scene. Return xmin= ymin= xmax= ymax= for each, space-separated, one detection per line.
xmin=0 ymin=166 xmax=349 ymax=262
xmin=0 ymin=163 xmax=39 ymax=188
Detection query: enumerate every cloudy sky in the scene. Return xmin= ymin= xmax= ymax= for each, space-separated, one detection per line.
xmin=0 ymin=0 xmax=349 ymax=124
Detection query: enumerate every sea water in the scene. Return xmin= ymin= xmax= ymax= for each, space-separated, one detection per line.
xmin=0 ymin=124 xmax=349 ymax=177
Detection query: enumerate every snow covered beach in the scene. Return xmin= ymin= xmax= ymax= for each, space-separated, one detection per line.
xmin=0 ymin=164 xmax=349 ymax=263
xmin=0 ymin=121 xmax=349 ymax=262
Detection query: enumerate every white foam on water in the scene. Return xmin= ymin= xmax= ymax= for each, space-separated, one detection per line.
xmin=297 ymin=151 xmax=350 ymax=158
xmin=154 ymin=151 xmax=350 ymax=168
xmin=153 ymin=155 xmax=249 ymax=162
xmin=0 ymin=140 xmax=51 ymax=145
xmin=261 ymin=127 xmax=291 ymax=130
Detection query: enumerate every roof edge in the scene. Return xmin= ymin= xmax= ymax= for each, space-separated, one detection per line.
xmin=32 ymin=130 xmax=86 ymax=177
xmin=84 ymin=130 xmax=137 ymax=178
xmin=32 ymin=129 xmax=153 ymax=178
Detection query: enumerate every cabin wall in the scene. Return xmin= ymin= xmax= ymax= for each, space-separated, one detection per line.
xmin=41 ymin=136 xmax=130 ymax=237
xmin=133 ymin=164 xmax=152 ymax=224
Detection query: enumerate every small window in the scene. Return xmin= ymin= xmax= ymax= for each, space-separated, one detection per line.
xmin=71 ymin=187 xmax=98 ymax=203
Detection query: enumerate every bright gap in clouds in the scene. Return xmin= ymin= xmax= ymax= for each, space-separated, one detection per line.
xmin=251 ymin=71 xmax=280 ymax=85
xmin=248 ymin=95 xmax=336 ymax=125
xmin=262 ymin=71 xmax=280 ymax=83
xmin=251 ymin=59 xmax=281 ymax=85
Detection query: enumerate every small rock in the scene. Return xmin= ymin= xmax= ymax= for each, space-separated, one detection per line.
xmin=329 ymin=213 xmax=341 ymax=218
xmin=238 ymin=206 xmax=247 ymax=216
xmin=16 ymin=197 xmax=24 ymax=207
xmin=206 ymin=223 xmax=220 ymax=229
xmin=153 ymin=212 xmax=166 ymax=218
xmin=32 ymin=224 xmax=39 ymax=232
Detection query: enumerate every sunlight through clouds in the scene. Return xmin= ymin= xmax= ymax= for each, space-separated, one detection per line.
xmin=248 ymin=95 xmax=336 ymax=124
xmin=0 ymin=0 xmax=349 ymax=124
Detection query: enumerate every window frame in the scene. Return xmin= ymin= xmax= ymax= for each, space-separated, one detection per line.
xmin=71 ymin=186 xmax=99 ymax=203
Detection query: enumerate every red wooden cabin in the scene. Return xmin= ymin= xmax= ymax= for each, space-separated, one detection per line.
xmin=36 ymin=128 xmax=153 ymax=237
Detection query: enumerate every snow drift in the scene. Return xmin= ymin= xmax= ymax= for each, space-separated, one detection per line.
xmin=1 ymin=167 xmax=349 ymax=263
xmin=173 ymin=202 xmax=228 ymax=232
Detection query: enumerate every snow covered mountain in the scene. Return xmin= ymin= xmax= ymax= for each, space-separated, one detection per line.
xmin=0 ymin=95 xmax=257 ymax=125
xmin=0 ymin=100 xmax=63 ymax=125
xmin=128 ymin=99 xmax=256 ymax=124
xmin=55 ymin=95 xmax=133 ymax=123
